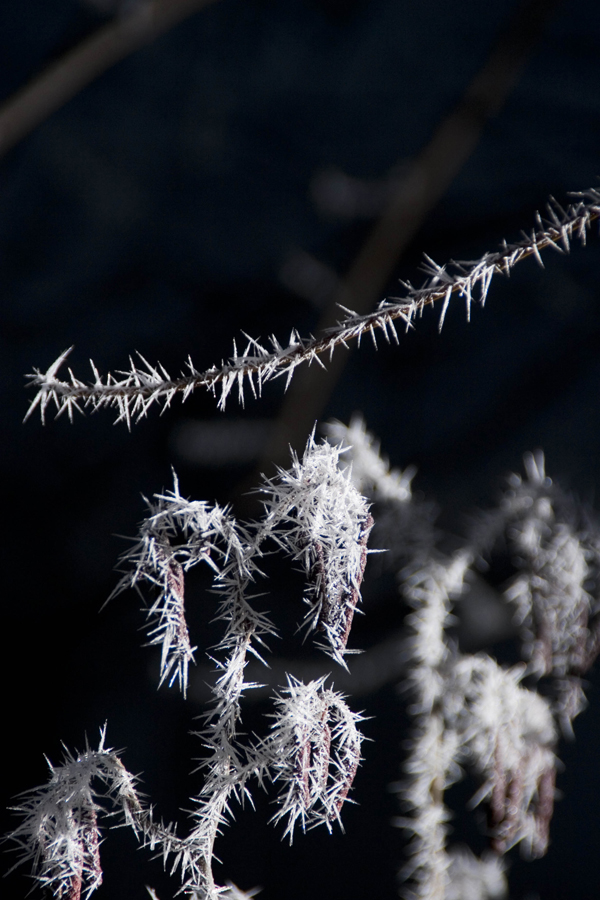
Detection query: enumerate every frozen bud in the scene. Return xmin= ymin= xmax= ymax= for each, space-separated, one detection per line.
xmin=260 ymin=434 xmax=372 ymax=664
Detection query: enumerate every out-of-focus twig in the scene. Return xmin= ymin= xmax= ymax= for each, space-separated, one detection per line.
xmin=0 ymin=0 xmax=219 ymax=161
xmin=257 ymin=0 xmax=562 ymax=477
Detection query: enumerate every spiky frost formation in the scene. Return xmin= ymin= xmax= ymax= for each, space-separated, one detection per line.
xmin=13 ymin=399 xmax=600 ymax=900
xmin=470 ymin=451 xmax=600 ymax=733
xmin=84 ymin=435 xmax=370 ymax=899
xmin=24 ymin=189 xmax=600 ymax=425
xmin=260 ymin=677 xmax=363 ymax=841
xmin=397 ymin=555 xmax=470 ymax=900
xmin=336 ymin=425 xmax=596 ymax=896
xmin=110 ymin=472 xmax=272 ymax=699
xmin=445 ymin=847 xmax=507 ymax=900
xmin=448 ymin=656 xmax=556 ymax=858
xmin=325 ymin=415 xmax=438 ymax=567
xmin=259 ymin=434 xmax=373 ymax=664
xmin=398 ymin=556 xmax=558 ymax=897
xmin=6 ymin=729 xmax=143 ymax=900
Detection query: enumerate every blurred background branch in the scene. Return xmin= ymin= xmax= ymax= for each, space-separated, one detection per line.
xmin=0 ymin=0 xmax=219 ymax=160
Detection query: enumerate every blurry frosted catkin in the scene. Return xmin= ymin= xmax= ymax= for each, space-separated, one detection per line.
xmin=329 ymin=417 xmax=600 ymax=899
xmin=7 ymin=188 xmax=600 ymax=900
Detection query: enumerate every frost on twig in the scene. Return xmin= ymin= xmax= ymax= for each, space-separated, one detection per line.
xmin=6 ymin=435 xmax=370 ymax=900
xmin=397 ymin=555 xmax=470 ymax=900
xmin=24 ymin=189 xmax=600 ymax=425
xmin=154 ymin=438 xmax=370 ymax=893
xmin=337 ymin=421 xmax=600 ymax=899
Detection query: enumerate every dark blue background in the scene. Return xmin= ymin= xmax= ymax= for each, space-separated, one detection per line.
xmin=2 ymin=2 xmax=600 ymax=898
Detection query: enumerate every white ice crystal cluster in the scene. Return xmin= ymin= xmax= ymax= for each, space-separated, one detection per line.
xmin=332 ymin=417 xmax=600 ymax=900
xmin=7 ymin=437 xmax=370 ymax=900
xmin=5 ymin=729 xmax=143 ymax=900
xmin=259 ymin=676 xmax=364 ymax=840
xmin=259 ymin=437 xmax=373 ymax=665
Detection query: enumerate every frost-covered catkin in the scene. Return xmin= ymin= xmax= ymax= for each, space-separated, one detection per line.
xmin=331 ymin=419 xmax=600 ymax=899
xmin=7 ymin=436 xmax=370 ymax=900
xmin=110 ymin=473 xmax=266 ymax=699
xmin=471 ymin=450 xmax=600 ymax=734
xmin=5 ymin=730 xmax=143 ymax=900
xmin=447 ymin=655 xmax=557 ymax=858
xmin=259 ymin=433 xmax=373 ymax=665
xmin=260 ymin=677 xmax=363 ymax=841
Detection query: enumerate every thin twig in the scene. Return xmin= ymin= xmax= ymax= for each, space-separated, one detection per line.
xmin=23 ymin=188 xmax=600 ymax=426
xmin=0 ymin=0 xmax=219 ymax=160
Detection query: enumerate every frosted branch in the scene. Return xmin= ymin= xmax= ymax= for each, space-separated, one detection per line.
xmin=97 ymin=435 xmax=371 ymax=897
xmin=24 ymin=189 xmax=600 ymax=426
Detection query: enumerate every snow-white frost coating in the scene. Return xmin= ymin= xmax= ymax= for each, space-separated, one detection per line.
xmin=24 ymin=189 xmax=600 ymax=426
xmin=109 ymin=472 xmax=270 ymax=700
xmin=445 ymin=847 xmax=507 ymax=900
xmin=5 ymin=729 xmax=143 ymax=900
xmin=7 ymin=437 xmax=369 ymax=900
xmin=259 ymin=434 xmax=373 ymax=664
xmin=259 ymin=676 xmax=363 ymax=840
xmin=447 ymin=655 xmax=556 ymax=858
